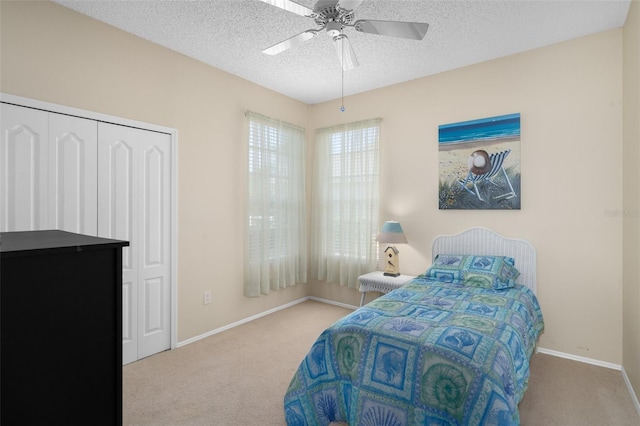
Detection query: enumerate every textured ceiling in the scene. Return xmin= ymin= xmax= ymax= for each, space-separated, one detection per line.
xmin=52 ymin=0 xmax=630 ymax=104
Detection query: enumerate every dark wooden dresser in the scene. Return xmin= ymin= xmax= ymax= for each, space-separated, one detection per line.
xmin=1 ymin=230 xmax=129 ymax=426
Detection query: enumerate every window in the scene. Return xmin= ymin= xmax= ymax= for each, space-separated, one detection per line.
xmin=245 ymin=112 xmax=306 ymax=297
xmin=310 ymin=118 xmax=381 ymax=288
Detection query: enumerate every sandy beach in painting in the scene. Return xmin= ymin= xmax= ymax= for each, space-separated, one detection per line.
xmin=439 ymin=137 xmax=521 ymax=184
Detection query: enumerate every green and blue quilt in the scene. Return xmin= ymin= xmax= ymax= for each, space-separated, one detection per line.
xmin=284 ymin=277 xmax=544 ymax=425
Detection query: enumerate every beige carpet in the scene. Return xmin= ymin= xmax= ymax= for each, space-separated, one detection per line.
xmin=124 ymin=300 xmax=639 ymax=425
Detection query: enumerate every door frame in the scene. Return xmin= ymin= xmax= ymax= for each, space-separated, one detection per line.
xmin=0 ymin=93 xmax=179 ymax=352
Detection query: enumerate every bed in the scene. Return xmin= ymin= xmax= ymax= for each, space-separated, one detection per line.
xmin=284 ymin=227 xmax=544 ymax=425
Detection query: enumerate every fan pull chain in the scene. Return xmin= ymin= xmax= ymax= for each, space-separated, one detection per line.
xmin=341 ymin=67 xmax=345 ymax=112
xmin=340 ymin=30 xmax=346 ymax=112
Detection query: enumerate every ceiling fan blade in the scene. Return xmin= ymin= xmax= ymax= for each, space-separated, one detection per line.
xmin=257 ymin=0 xmax=314 ymax=17
xmin=263 ymin=30 xmax=318 ymax=55
xmin=354 ymin=19 xmax=429 ymax=40
xmin=333 ymin=34 xmax=359 ymax=71
xmin=336 ymin=0 xmax=364 ymax=12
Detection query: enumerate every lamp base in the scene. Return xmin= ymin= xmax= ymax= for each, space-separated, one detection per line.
xmin=384 ymin=272 xmax=400 ymax=277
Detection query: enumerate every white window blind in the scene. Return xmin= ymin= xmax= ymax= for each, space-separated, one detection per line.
xmin=310 ymin=118 xmax=381 ymax=288
xmin=245 ymin=112 xmax=307 ymax=297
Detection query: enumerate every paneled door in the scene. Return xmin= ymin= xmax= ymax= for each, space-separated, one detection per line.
xmin=0 ymin=104 xmax=48 ymax=231
xmin=48 ymin=113 xmax=97 ymax=235
xmin=98 ymin=123 xmax=172 ymax=364
xmin=0 ymin=104 xmax=97 ymax=234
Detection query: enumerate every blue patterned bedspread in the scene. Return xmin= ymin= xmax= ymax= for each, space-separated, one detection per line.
xmin=284 ymin=278 xmax=544 ymax=425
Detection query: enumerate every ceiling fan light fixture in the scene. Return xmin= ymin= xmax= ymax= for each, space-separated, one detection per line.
xmin=333 ymin=34 xmax=358 ymax=70
xmin=326 ymin=21 xmax=342 ymax=37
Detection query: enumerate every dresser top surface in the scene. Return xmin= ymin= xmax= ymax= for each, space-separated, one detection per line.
xmin=1 ymin=230 xmax=129 ymax=254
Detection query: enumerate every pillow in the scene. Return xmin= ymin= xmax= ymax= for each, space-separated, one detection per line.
xmin=423 ymin=254 xmax=520 ymax=289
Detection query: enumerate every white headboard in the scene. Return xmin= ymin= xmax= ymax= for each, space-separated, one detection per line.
xmin=432 ymin=227 xmax=537 ymax=294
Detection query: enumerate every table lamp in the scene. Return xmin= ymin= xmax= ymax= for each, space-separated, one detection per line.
xmin=376 ymin=221 xmax=408 ymax=277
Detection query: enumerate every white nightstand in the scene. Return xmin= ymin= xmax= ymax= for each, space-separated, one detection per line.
xmin=358 ymin=271 xmax=415 ymax=306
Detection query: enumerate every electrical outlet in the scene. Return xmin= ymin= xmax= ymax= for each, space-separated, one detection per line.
xmin=203 ymin=291 xmax=212 ymax=305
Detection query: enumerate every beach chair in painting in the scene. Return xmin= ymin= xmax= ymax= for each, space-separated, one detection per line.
xmin=458 ymin=149 xmax=517 ymax=202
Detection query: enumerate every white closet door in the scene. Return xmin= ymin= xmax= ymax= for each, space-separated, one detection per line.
xmin=48 ymin=113 xmax=98 ymax=235
xmin=136 ymin=130 xmax=172 ymax=360
xmin=98 ymin=123 xmax=138 ymax=364
xmin=98 ymin=123 xmax=171 ymax=364
xmin=0 ymin=104 xmax=49 ymax=232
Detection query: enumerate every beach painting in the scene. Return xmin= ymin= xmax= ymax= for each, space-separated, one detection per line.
xmin=439 ymin=113 xmax=521 ymax=210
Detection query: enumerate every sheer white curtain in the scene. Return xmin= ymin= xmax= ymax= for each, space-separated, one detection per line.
xmin=245 ymin=112 xmax=307 ymax=297
xmin=311 ymin=118 xmax=381 ymax=288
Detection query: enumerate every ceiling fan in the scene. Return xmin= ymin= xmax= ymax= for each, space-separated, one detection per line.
xmin=259 ymin=0 xmax=429 ymax=71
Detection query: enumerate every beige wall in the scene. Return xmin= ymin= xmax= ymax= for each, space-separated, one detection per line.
xmin=310 ymin=30 xmax=624 ymax=365
xmin=0 ymin=1 xmax=631 ymax=369
xmin=623 ymin=0 xmax=640 ymax=400
xmin=0 ymin=0 xmax=310 ymax=342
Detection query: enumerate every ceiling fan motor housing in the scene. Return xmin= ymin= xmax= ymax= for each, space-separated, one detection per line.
xmin=313 ymin=0 xmax=355 ymax=36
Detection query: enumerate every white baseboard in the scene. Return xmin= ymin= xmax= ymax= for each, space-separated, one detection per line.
xmin=536 ymin=347 xmax=621 ymax=370
xmin=177 ymin=296 xmax=359 ymax=347
xmin=308 ymin=296 xmax=359 ymax=311
xmin=176 ymin=296 xmax=311 ymax=347
xmin=621 ymin=366 xmax=640 ymax=417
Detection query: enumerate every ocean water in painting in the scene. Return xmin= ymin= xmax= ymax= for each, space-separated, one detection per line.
xmin=439 ymin=113 xmax=520 ymax=145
